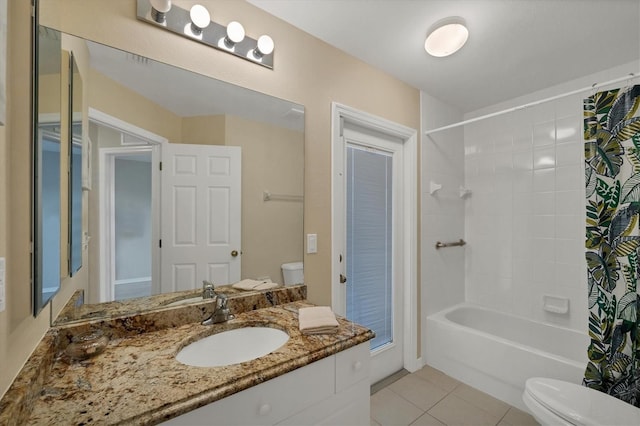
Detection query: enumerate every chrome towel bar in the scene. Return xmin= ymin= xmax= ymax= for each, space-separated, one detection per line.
xmin=435 ymin=239 xmax=466 ymax=249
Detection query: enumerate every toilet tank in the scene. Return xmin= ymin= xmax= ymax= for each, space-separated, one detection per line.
xmin=281 ymin=262 xmax=304 ymax=286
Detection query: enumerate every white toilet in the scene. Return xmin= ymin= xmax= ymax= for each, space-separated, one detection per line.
xmin=281 ymin=262 xmax=303 ymax=286
xmin=523 ymin=377 xmax=640 ymax=425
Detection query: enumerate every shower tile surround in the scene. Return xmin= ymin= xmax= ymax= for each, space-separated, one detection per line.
xmin=0 ymin=286 xmax=374 ymax=425
xmin=464 ymin=106 xmax=587 ymax=330
xmin=420 ymin=63 xmax=639 ymax=334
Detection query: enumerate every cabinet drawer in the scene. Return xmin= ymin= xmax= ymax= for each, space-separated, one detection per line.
xmin=335 ymin=342 xmax=370 ymax=392
xmin=164 ymin=356 xmax=334 ymax=425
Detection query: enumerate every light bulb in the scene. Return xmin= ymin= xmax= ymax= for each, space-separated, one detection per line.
xmin=256 ymin=35 xmax=274 ymax=56
xmin=226 ymin=21 xmax=245 ymax=44
xmin=150 ymin=0 xmax=171 ymax=13
xmin=150 ymin=0 xmax=171 ymax=23
xmin=190 ymin=4 xmax=211 ymax=31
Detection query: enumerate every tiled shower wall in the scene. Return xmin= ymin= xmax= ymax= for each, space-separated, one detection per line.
xmin=421 ymin=62 xmax=639 ymax=335
xmin=462 ymin=62 xmax=639 ymax=332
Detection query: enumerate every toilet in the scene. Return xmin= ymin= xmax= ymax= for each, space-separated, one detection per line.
xmin=523 ymin=377 xmax=640 ymax=425
xmin=281 ymin=262 xmax=304 ymax=286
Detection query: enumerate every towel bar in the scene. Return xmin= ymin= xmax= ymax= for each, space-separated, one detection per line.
xmin=435 ymin=239 xmax=466 ymax=249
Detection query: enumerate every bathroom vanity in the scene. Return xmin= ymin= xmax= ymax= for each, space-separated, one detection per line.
xmin=0 ymin=287 xmax=374 ymax=425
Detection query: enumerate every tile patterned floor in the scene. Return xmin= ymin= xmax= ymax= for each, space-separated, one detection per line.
xmin=370 ymin=366 xmax=540 ymax=426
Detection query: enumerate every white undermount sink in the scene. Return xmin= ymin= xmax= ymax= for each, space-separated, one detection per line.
xmin=176 ymin=327 xmax=290 ymax=367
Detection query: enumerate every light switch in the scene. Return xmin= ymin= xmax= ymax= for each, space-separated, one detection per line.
xmin=307 ymin=234 xmax=317 ymax=254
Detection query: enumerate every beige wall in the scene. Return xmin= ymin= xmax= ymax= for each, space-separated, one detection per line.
xmin=0 ymin=0 xmax=420 ymax=398
xmin=89 ymin=69 xmax=183 ymax=142
xmin=182 ymin=115 xmax=226 ymax=145
xmin=225 ymin=115 xmax=304 ymax=283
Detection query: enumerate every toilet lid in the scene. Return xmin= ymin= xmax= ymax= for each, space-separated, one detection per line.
xmin=525 ymin=378 xmax=640 ymax=426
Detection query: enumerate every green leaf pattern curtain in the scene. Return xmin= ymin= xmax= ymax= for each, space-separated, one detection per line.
xmin=584 ymin=85 xmax=640 ymax=407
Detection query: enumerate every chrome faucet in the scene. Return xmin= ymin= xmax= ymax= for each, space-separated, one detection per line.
xmin=202 ymin=280 xmax=216 ymax=299
xmin=202 ymin=293 xmax=234 ymax=325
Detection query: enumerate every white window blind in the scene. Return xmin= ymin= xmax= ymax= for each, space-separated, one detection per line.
xmin=346 ymin=145 xmax=393 ymax=350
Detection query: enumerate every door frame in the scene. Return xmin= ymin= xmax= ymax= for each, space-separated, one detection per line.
xmin=331 ymin=102 xmax=420 ymax=373
xmin=90 ymin=108 xmax=166 ymax=302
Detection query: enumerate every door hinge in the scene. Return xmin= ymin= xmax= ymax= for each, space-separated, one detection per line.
xmin=159 ymin=161 xmax=162 ymax=171
xmin=159 ymin=239 xmax=162 ymax=248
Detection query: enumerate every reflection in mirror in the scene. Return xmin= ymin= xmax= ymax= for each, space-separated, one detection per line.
xmin=34 ymin=26 xmax=62 ymax=314
xmin=48 ymin=31 xmax=304 ymax=323
xmin=69 ymin=53 xmax=83 ymax=276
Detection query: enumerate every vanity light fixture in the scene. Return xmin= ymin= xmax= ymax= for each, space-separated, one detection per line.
xmin=136 ymin=0 xmax=275 ymax=69
xmin=424 ymin=17 xmax=469 ymax=57
xmin=149 ymin=0 xmax=171 ymax=23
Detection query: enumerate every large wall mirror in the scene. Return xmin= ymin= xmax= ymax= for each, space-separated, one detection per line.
xmin=37 ymin=29 xmax=304 ymax=323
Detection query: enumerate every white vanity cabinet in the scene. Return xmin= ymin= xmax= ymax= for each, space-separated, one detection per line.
xmin=163 ymin=342 xmax=370 ymax=426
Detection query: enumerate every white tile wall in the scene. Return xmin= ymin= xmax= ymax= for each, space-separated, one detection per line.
xmin=422 ymin=62 xmax=639 ymax=335
xmin=464 ymin=104 xmax=587 ymax=330
xmin=461 ymin=62 xmax=639 ymax=331
xmin=420 ymin=92 xmax=466 ymax=334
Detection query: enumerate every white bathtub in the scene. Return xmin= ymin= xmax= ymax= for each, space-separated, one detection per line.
xmin=425 ymin=303 xmax=590 ymax=411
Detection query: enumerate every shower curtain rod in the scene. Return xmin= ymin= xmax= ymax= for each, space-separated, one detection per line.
xmin=424 ymin=72 xmax=640 ymax=136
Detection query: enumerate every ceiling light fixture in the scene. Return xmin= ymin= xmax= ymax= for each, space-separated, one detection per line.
xmin=424 ymin=17 xmax=469 ymax=57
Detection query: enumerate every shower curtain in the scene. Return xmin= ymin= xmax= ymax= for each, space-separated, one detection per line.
xmin=584 ymin=84 xmax=640 ymax=407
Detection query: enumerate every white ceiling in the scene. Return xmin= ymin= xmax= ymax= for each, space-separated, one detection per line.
xmin=248 ymin=0 xmax=640 ymax=113
xmin=86 ymin=40 xmax=304 ymax=132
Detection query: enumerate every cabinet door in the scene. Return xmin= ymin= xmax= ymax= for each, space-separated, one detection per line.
xmin=163 ymin=356 xmax=334 ymax=425
xmin=278 ymin=380 xmax=370 ymax=426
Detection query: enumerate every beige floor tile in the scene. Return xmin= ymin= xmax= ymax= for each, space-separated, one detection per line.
xmin=500 ymin=407 xmax=540 ymax=426
xmin=371 ymin=388 xmax=425 ymax=426
xmin=371 ymin=417 xmax=382 ymax=426
xmin=388 ymin=374 xmax=449 ymax=410
xmin=413 ymin=365 xmax=461 ymax=392
xmin=428 ymin=394 xmax=501 ymax=426
xmin=452 ymin=384 xmax=510 ymax=419
xmin=410 ymin=412 xmax=446 ymax=426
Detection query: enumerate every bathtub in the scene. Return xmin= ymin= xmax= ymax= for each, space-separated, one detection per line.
xmin=425 ymin=303 xmax=590 ymax=411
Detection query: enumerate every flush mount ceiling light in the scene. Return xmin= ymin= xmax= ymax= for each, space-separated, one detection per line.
xmin=136 ymin=0 xmax=275 ymax=69
xmin=424 ymin=17 xmax=469 ymax=57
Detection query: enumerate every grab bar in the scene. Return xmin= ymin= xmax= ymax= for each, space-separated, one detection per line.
xmin=435 ymin=239 xmax=466 ymax=249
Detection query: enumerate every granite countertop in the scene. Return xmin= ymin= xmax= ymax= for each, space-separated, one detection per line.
xmin=17 ymin=301 xmax=374 ymax=425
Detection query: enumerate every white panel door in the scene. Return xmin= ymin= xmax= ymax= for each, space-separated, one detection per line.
xmin=161 ymin=143 xmax=241 ymax=293
xmin=337 ymin=123 xmax=404 ymax=384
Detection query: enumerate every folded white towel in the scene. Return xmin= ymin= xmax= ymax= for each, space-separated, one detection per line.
xmin=232 ymin=279 xmax=280 ymax=291
xmin=298 ymin=306 xmax=339 ymax=335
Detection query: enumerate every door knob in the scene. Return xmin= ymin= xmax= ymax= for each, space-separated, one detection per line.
xmin=340 ymin=274 xmax=347 ymax=284
xmin=231 ymin=250 xmax=239 ymax=257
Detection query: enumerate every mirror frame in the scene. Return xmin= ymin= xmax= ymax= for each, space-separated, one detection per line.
xmin=32 ymin=10 xmax=64 ymax=315
xmin=68 ymin=52 xmax=82 ymax=276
